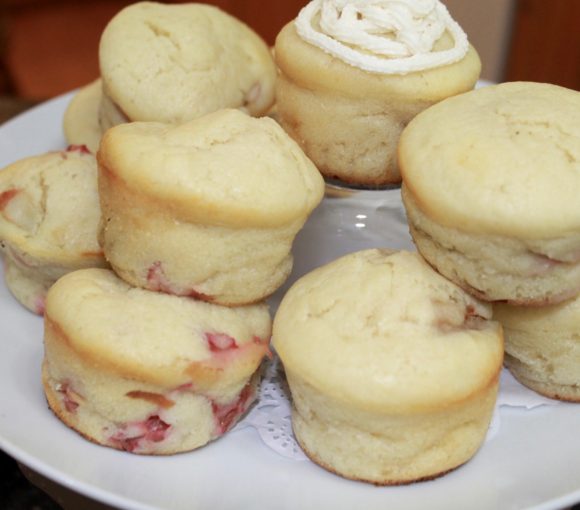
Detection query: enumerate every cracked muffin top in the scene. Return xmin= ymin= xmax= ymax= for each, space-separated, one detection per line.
xmin=272 ymin=249 xmax=503 ymax=413
xmin=99 ymin=1 xmax=276 ymax=123
xmin=97 ymin=109 xmax=325 ymax=228
xmin=0 ymin=146 xmax=102 ymax=261
xmin=399 ymin=82 xmax=580 ymax=238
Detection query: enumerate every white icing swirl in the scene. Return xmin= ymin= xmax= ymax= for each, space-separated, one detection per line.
xmin=295 ymin=0 xmax=469 ymax=74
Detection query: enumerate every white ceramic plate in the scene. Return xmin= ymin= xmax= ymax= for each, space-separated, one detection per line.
xmin=1 ymin=94 xmax=580 ymax=510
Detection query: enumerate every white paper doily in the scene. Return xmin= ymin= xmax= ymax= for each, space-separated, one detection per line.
xmin=234 ymin=357 xmax=308 ymax=460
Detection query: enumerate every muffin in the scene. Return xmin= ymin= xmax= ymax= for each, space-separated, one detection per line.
xmin=273 ymin=249 xmax=503 ymax=485
xmin=274 ymin=0 xmax=481 ymax=186
xmin=494 ymin=297 xmax=580 ymax=402
xmin=42 ymin=268 xmax=271 ymax=455
xmin=401 ymin=82 xmax=580 ymax=305
xmin=0 ymin=146 xmax=106 ymax=314
xmin=97 ymin=108 xmax=325 ymax=306
xmin=98 ymin=1 xmax=276 ymax=132
xmin=63 ymin=79 xmax=103 ymax=154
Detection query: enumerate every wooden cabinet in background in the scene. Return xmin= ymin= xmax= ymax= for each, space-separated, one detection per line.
xmin=505 ymin=0 xmax=580 ymax=91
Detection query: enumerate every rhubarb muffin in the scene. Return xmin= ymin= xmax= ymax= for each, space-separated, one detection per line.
xmin=274 ymin=0 xmax=480 ymax=186
xmin=42 ymin=268 xmax=271 ymax=454
xmin=98 ymin=108 xmax=324 ymax=306
xmin=0 ymin=146 xmax=106 ymax=314
xmin=494 ymin=297 xmax=580 ymax=402
xmin=63 ymin=79 xmax=103 ymax=154
xmin=98 ymin=1 xmax=276 ymax=131
xmin=273 ymin=249 xmax=503 ymax=485
xmin=401 ymin=82 xmax=580 ymax=305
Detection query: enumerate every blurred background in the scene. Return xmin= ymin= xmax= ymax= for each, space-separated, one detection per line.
xmin=0 ymin=0 xmax=578 ymax=106
xmin=0 ymin=0 xmax=578 ymax=509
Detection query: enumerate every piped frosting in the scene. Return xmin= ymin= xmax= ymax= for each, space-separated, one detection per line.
xmin=295 ymin=0 xmax=469 ymax=74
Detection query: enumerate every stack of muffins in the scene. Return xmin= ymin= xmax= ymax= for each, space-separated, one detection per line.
xmin=399 ymin=81 xmax=580 ymax=403
xmin=43 ymin=106 xmax=324 ymax=454
xmin=0 ymin=1 xmax=326 ymax=455
xmin=1 ymin=0 xmax=578 ymax=488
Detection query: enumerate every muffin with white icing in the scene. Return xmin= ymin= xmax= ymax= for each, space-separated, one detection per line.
xmin=274 ymin=0 xmax=481 ymax=185
xmin=401 ymin=82 xmax=580 ymax=305
xmin=0 ymin=146 xmax=106 ymax=314
xmin=98 ymin=2 xmax=276 ymax=131
xmin=98 ymin=108 xmax=325 ymax=306
xmin=273 ymin=249 xmax=503 ymax=484
xmin=43 ymin=268 xmax=271 ymax=454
